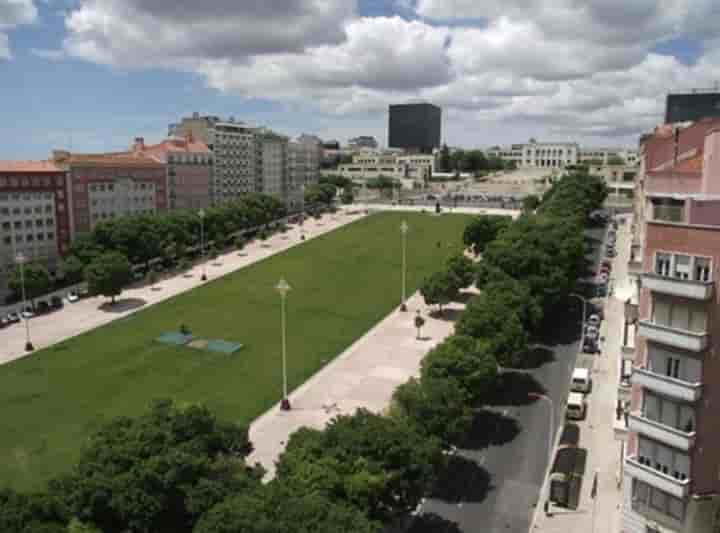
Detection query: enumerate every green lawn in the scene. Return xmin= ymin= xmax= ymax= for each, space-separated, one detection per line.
xmin=0 ymin=212 xmax=470 ymax=491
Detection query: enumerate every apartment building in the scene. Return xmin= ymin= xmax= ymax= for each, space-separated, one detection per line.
xmin=0 ymin=161 xmax=71 ymax=286
xmin=288 ymin=135 xmax=321 ymax=211
xmin=132 ymin=136 xmax=213 ymax=210
xmin=486 ymin=140 xmax=579 ymax=169
xmin=169 ymin=113 xmax=259 ymax=204
xmin=257 ymin=129 xmax=288 ymax=202
xmin=52 ymin=150 xmax=167 ymax=236
xmin=622 ymin=117 xmax=720 ymax=533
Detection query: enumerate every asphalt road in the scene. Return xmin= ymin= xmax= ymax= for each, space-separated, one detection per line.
xmin=410 ymin=225 xmax=607 ymax=533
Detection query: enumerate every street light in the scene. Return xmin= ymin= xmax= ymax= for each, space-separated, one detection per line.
xmin=15 ymin=252 xmax=34 ymax=352
xmin=300 ymin=184 xmax=306 ymax=240
xmin=400 ymin=221 xmax=409 ymax=311
xmin=276 ymin=277 xmax=291 ymax=410
xmin=570 ymin=292 xmax=587 ymax=349
xmin=198 ymin=209 xmax=207 ymax=281
xmin=529 ymin=392 xmax=554 ymax=515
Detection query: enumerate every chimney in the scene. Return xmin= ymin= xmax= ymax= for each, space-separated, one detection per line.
xmin=133 ymin=137 xmax=145 ymax=153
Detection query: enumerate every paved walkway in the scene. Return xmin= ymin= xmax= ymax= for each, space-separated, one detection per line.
xmin=364 ymin=204 xmax=521 ymax=219
xmin=247 ymin=292 xmax=467 ymax=477
xmin=0 ymin=210 xmax=365 ymax=365
xmin=530 ymin=216 xmax=633 ymax=533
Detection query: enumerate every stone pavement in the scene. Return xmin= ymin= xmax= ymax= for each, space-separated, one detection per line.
xmin=530 ymin=216 xmax=633 ymax=533
xmin=246 ymin=292 xmax=468 ymax=477
xmin=0 ymin=210 xmax=364 ymax=365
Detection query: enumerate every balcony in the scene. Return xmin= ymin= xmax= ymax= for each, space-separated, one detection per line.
xmin=632 ymin=367 xmax=702 ymax=403
xmin=642 ymin=273 xmax=714 ymax=300
xmin=652 ymin=205 xmax=685 ymax=223
xmin=625 ymin=456 xmax=691 ymax=499
xmin=637 ymin=320 xmax=708 ymax=352
xmin=628 ymin=412 xmax=696 ymax=451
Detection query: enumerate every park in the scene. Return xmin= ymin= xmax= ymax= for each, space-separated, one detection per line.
xmin=0 ymin=211 xmax=470 ymax=491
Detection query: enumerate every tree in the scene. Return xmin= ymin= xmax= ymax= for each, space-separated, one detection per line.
xmin=0 ymin=488 xmax=68 ymax=533
xmin=8 ymin=262 xmax=52 ymax=302
xmin=67 ymin=519 xmax=102 ymax=533
xmin=414 ymin=311 xmax=425 ymax=340
xmin=445 ymin=253 xmax=475 ymax=288
xmin=235 ymin=236 xmax=246 ymax=251
xmin=462 ymin=215 xmax=511 ymax=256
xmin=147 ymin=269 xmax=158 ymax=289
xmin=63 ymin=399 xmax=255 ymax=533
xmin=420 ymin=271 xmax=458 ymax=314
xmin=84 ymin=252 xmax=131 ymax=304
xmin=522 ymin=194 xmax=540 ymax=212
xmin=276 ymin=409 xmax=441 ymax=522
xmin=59 ymin=255 xmax=85 ymax=285
xmin=341 ymin=185 xmax=354 ymax=204
xmin=392 ymin=377 xmax=473 ymax=448
xmin=421 ymin=335 xmax=498 ymax=404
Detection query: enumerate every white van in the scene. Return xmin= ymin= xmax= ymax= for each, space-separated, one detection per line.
xmin=566 ymin=392 xmax=587 ymax=420
xmin=571 ymin=368 xmax=592 ymax=393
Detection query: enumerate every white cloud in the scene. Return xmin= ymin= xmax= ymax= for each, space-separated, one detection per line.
xmin=0 ymin=0 xmax=38 ymax=58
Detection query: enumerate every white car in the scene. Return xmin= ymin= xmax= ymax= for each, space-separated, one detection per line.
xmin=588 ymin=314 xmax=601 ymax=327
xmin=67 ymin=292 xmax=79 ymax=303
xmin=21 ymin=308 xmax=35 ymax=319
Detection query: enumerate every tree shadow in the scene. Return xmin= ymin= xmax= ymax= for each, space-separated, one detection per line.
xmin=454 ymin=291 xmax=474 ymax=304
xmin=514 ymin=346 xmax=555 ymax=369
xmin=98 ymin=298 xmax=147 ymax=313
xmin=429 ymin=455 xmax=494 ymax=503
xmin=430 ymin=308 xmax=464 ymax=322
xmin=406 ymin=513 xmax=462 ymax=533
xmin=150 ymin=286 xmax=162 ymax=292
xmin=461 ymin=409 xmax=521 ymax=450
xmin=486 ymin=371 xmax=546 ymax=407
xmin=535 ymin=302 xmax=583 ymax=346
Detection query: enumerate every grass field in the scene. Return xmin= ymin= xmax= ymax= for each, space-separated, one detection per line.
xmin=0 ymin=211 xmax=471 ymax=491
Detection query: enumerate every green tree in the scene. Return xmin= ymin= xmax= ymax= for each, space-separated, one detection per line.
xmin=84 ymin=252 xmax=132 ymax=304
xmin=67 ymin=519 xmax=102 ymax=533
xmin=439 ymin=144 xmax=451 ymax=172
xmin=8 ymin=262 xmax=52 ymax=301
xmin=341 ymin=185 xmax=354 ymax=204
xmin=445 ymin=253 xmax=475 ymax=288
xmin=522 ymin=194 xmax=540 ymax=212
xmin=421 ymin=335 xmax=498 ymax=404
xmin=462 ymin=215 xmax=511 ymax=256
xmin=276 ymin=409 xmax=441 ymax=522
xmin=59 ymin=255 xmax=85 ymax=285
xmin=392 ymin=377 xmax=473 ymax=448
xmin=420 ymin=271 xmax=458 ymax=314
xmin=0 ymin=488 xmax=68 ymax=533
xmin=63 ymin=399 xmax=255 ymax=533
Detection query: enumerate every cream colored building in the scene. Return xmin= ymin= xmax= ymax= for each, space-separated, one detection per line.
xmin=337 ymin=151 xmax=434 ymax=183
xmin=487 ymin=140 xmax=579 ymax=169
xmin=288 ymin=136 xmax=321 ymax=211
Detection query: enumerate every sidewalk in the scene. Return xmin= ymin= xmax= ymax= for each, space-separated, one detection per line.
xmin=247 ymin=292 xmax=468 ymax=477
xmin=531 ymin=217 xmax=633 ymax=533
xmin=0 ymin=210 xmax=364 ymax=365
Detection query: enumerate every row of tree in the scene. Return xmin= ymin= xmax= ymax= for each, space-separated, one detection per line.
xmin=437 ymin=145 xmax=512 ymax=175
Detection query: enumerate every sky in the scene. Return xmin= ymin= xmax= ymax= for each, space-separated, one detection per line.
xmin=2 ymin=0 xmax=720 ymax=159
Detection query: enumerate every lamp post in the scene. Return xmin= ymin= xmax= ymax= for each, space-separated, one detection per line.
xmin=570 ymin=292 xmax=587 ymax=349
xmin=400 ymin=220 xmax=409 ymax=311
xmin=16 ymin=252 xmax=34 ymax=352
xmin=198 ymin=209 xmax=207 ymax=281
xmin=276 ymin=277 xmax=291 ymax=410
xmin=300 ymin=184 xmax=306 ymax=240
xmin=529 ymin=392 xmax=554 ymax=515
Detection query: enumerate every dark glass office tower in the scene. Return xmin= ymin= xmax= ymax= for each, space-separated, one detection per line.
xmin=666 ymin=91 xmax=720 ymax=124
xmin=388 ymin=103 xmax=441 ymax=153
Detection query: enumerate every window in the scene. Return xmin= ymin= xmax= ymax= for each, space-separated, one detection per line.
xmin=651 ymin=298 xmax=707 ymax=332
xmin=673 ymin=255 xmax=691 ymax=280
xmin=642 ymin=392 xmax=695 ymax=433
xmin=656 ymin=253 xmax=671 ymax=276
xmin=695 ymin=257 xmax=711 ymax=282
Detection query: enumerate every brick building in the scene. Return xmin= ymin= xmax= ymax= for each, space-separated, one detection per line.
xmin=622 ymin=117 xmax=720 ymax=533
xmin=0 ymin=161 xmax=71 ymax=285
xmin=52 ymin=150 xmax=167 ymax=236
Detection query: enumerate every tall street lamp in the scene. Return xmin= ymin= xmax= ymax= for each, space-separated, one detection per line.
xmin=400 ymin=220 xmax=409 ymax=311
xmin=276 ymin=277 xmax=292 ymax=410
xmin=300 ymin=184 xmax=306 ymax=240
xmin=529 ymin=392 xmax=554 ymax=515
xmin=198 ymin=209 xmax=207 ymax=281
xmin=16 ymin=252 xmax=34 ymax=352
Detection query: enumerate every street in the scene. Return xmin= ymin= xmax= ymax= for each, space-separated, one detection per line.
xmin=410 ymin=226 xmax=606 ymax=533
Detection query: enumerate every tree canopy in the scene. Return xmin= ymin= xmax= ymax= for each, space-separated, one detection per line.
xmin=462 ymin=215 xmax=511 ymax=256
xmin=420 ymin=271 xmax=459 ymax=313
xmin=84 ymin=252 xmax=132 ymax=303
xmin=445 ymin=253 xmax=475 ymax=289
xmin=8 ymin=262 xmax=52 ymax=301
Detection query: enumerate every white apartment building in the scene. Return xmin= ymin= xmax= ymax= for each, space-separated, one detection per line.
xmin=0 ymin=191 xmax=60 ymax=268
xmin=487 ymin=140 xmax=579 ymax=169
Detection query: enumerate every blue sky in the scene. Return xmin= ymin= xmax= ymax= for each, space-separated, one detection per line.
xmin=0 ymin=0 xmax=716 ymax=159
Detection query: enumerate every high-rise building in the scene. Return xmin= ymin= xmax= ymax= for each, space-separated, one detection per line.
xmin=256 ymin=129 xmax=288 ymax=203
xmin=622 ymin=117 xmax=720 ymax=533
xmin=388 ymin=103 xmax=441 ymax=154
xmin=666 ymin=90 xmax=720 ymax=124
xmin=0 ymin=161 xmax=71 ymax=284
xmin=288 ymin=135 xmax=321 ymax=211
xmin=52 ymin=150 xmax=167 ymax=236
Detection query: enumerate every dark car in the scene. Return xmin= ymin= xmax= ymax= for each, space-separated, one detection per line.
xmin=51 ymin=295 xmax=64 ymax=309
xmin=583 ymin=339 xmax=598 ymax=354
xmin=37 ymin=301 xmax=50 ymax=314
xmin=596 ymin=284 xmax=608 ymax=297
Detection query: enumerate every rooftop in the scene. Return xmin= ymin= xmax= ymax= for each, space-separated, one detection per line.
xmin=53 ymin=150 xmax=164 ymax=168
xmin=0 ymin=160 xmax=63 ymax=173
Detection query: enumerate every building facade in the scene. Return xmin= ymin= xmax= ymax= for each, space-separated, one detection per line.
xmin=622 ymin=117 xmax=720 ymax=533
xmin=337 ymin=151 xmax=434 ymax=183
xmin=579 ymin=147 xmax=639 ymax=166
xmin=53 ymin=151 xmax=167 ymax=236
xmin=487 ymin=140 xmax=579 ymax=169
xmin=132 ymin=136 xmax=213 ymax=210
xmin=666 ymin=91 xmax=720 ymax=124
xmin=288 ymin=135 xmax=322 ymax=211
xmin=0 ymin=161 xmax=71 ymax=284
xmin=388 ymin=103 xmax=441 ymax=154
xmin=257 ymin=129 xmax=288 ymax=202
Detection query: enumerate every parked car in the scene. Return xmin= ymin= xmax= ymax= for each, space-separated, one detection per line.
xmin=67 ymin=292 xmax=79 ymax=303
xmin=583 ymin=338 xmax=598 ymax=354
xmin=6 ymin=312 xmax=20 ymax=323
xmin=601 ymin=259 xmax=612 ymax=269
xmin=0 ymin=316 xmax=9 ymax=328
xmin=605 ymin=249 xmax=617 ymax=258
xmin=51 ymin=295 xmax=63 ymax=309
xmin=571 ymin=368 xmax=592 ymax=393
xmin=598 ymin=272 xmax=609 ymax=284
xmin=588 ymin=314 xmax=602 ymax=327
xmin=566 ymin=392 xmax=587 ymax=420
xmin=585 ymin=325 xmax=599 ymax=340
xmin=596 ymin=284 xmax=608 ymax=297
xmin=21 ymin=307 xmax=35 ymax=319
xmin=37 ymin=301 xmax=50 ymax=314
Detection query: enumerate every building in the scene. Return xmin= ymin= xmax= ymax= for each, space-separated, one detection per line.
xmin=579 ymin=147 xmax=639 ymax=166
xmin=348 ymin=136 xmax=378 ymax=150
xmin=256 ymin=129 xmax=288 ymax=202
xmin=666 ymin=90 xmax=720 ymax=124
xmin=288 ymin=135 xmax=322 ymax=211
xmin=169 ymin=113 xmax=259 ymax=204
xmin=131 ymin=136 xmax=213 ymax=210
xmin=337 ymin=150 xmax=434 ymax=184
xmin=388 ymin=103 xmax=441 ymax=154
xmin=0 ymin=161 xmax=71 ymax=286
xmin=52 ymin=150 xmax=167 ymax=236
xmin=487 ymin=140 xmax=579 ymax=169
xmin=622 ymin=117 xmax=720 ymax=533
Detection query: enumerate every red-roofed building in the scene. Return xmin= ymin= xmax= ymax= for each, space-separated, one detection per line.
xmin=131 ymin=136 xmax=213 ymax=210
xmin=0 ymin=160 xmax=71 ymax=290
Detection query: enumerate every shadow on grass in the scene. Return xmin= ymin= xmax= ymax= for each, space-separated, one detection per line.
xmin=461 ymin=409 xmax=521 ymax=450
xmin=430 ymin=308 xmax=463 ymax=322
xmin=99 ymin=298 xmax=147 ymax=313
xmin=406 ymin=514 xmax=462 ymax=533
xmin=486 ymin=371 xmax=546 ymax=407
xmin=429 ymin=455 xmax=494 ymax=503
